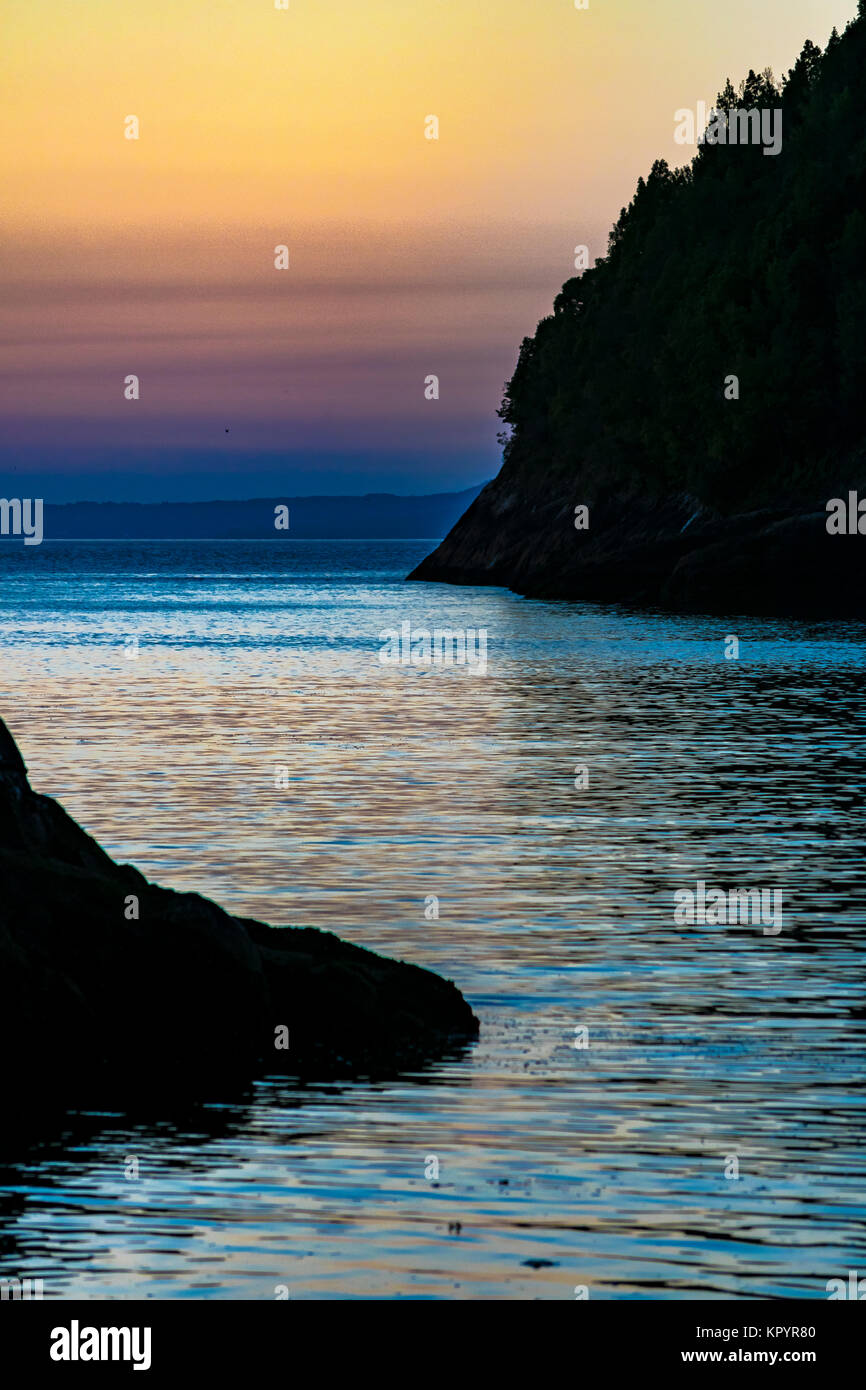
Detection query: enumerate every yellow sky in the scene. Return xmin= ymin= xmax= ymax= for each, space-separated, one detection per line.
xmin=2 ymin=0 xmax=853 ymax=233
xmin=0 ymin=0 xmax=856 ymax=498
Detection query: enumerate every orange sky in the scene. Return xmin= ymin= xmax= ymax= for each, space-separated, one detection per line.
xmin=0 ymin=0 xmax=855 ymax=499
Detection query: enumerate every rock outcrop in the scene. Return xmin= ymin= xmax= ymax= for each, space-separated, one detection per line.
xmin=0 ymin=717 xmax=478 ymax=1121
xmin=409 ymin=482 xmax=865 ymax=615
xmin=413 ymin=14 xmax=866 ymax=617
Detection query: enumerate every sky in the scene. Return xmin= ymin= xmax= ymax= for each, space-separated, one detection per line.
xmin=0 ymin=0 xmax=856 ymax=502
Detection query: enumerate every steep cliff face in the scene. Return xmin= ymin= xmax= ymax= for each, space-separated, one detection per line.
xmin=412 ymin=13 xmax=866 ymax=615
xmin=0 ymin=718 xmax=477 ymax=1121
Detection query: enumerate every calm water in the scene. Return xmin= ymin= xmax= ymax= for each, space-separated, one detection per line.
xmin=0 ymin=539 xmax=864 ymax=1300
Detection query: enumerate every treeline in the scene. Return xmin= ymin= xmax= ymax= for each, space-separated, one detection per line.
xmin=498 ymin=5 xmax=866 ymax=510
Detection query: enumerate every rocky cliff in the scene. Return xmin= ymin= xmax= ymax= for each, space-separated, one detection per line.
xmin=412 ymin=12 xmax=866 ymax=616
xmin=410 ymin=481 xmax=864 ymax=614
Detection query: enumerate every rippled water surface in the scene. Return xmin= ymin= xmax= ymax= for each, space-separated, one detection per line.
xmin=0 ymin=540 xmax=864 ymax=1299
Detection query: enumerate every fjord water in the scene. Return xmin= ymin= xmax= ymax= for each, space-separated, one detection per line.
xmin=0 ymin=540 xmax=864 ymax=1301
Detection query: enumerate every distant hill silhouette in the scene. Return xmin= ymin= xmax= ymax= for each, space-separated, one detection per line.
xmin=27 ymin=486 xmax=484 ymax=540
xmin=412 ymin=7 xmax=866 ymax=614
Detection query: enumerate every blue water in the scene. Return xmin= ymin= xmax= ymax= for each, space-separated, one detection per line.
xmin=0 ymin=540 xmax=864 ymax=1299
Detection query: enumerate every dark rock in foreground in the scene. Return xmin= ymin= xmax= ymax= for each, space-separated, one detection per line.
xmin=0 ymin=718 xmax=478 ymax=1120
xmin=409 ymin=481 xmax=865 ymax=617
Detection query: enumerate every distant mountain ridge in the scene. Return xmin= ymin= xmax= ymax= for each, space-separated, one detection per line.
xmin=22 ymin=486 xmax=485 ymax=540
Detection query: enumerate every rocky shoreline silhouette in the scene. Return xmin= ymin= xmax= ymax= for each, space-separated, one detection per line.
xmin=0 ymin=717 xmax=478 ymax=1123
xmin=410 ymin=488 xmax=865 ymax=615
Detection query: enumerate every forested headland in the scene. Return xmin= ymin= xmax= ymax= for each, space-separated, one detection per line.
xmin=412 ymin=7 xmax=866 ymax=613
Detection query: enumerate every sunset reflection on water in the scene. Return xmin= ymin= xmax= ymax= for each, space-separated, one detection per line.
xmin=1 ymin=541 xmax=864 ymax=1299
